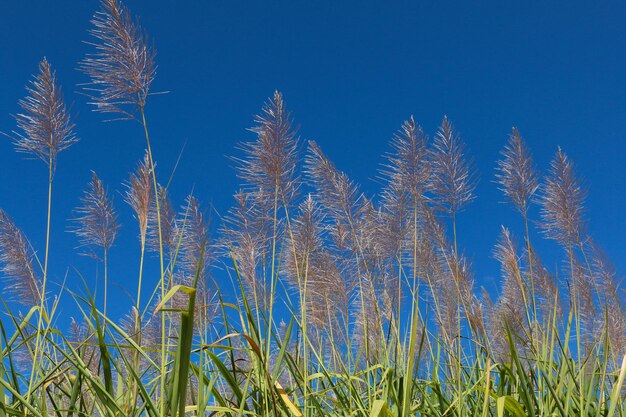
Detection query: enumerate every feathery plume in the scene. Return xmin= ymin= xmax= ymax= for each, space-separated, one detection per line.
xmin=124 ymin=151 xmax=153 ymax=242
xmin=71 ymin=172 xmax=119 ymax=330
xmin=359 ymin=199 xmax=402 ymax=274
xmin=147 ymin=184 xmax=177 ymax=255
xmin=589 ymin=246 xmax=626 ymax=358
xmin=11 ymin=313 xmax=37 ymax=370
xmin=568 ymin=257 xmax=597 ymax=351
xmin=222 ymin=190 xmax=271 ymax=309
xmin=487 ymin=227 xmax=528 ymax=358
xmin=284 ymin=196 xmax=324 ymax=282
xmin=305 ymin=141 xmax=361 ymax=243
xmin=353 ymin=281 xmax=386 ymax=360
xmin=524 ymin=245 xmax=560 ymax=320
xmin=356 ymin=198 xmax=405 ymax=307
xmin=178 ymin=195 xmax=212 ymax=280
xmin=284 ymin=196 xmax=346 ymax=330
xmin=81 ymin=0 xmax=156 ymax=117
xmin=424 ymin=247 xmax=455 ymax=341
xmin=237 ymin=91 xmax=299 ymax=205
xmin=539 ymin=148 xmax=586 ymax=246
xmin=429 ymin=246 xmax=479 ymax=342
xmin=494 ymin=228 xmax=526 ymax=316
xmin=381 ymin=117 xmax=431 ymax=208
xmin=406 ymin=207 xmax=442 ymax=276
xmin=0 ymin=210 xmax=41 ymax=306
xmin=121 ymin=306 xmax=161 ymax=348
xmin=379 ymin=118 xmax=431 ymax=262
xmin=466 ymin=294 xmax=486 ymax=344
xmin=429 ymin=116 xmax=477 ymax=214
xmin=451 ymin=253 xmax=480 ymax=324
xmin=71 ymin=172 xmax=119 ymax=254
xmin=119 ymin=307 xmax=162 ymax=374
xmin=68 ymin=318 xmax=101 ymax=377
xmin=496 ymin=128 xmax=539 ymax=214
xmin=12 ymin=58 xmax=78 ymax=174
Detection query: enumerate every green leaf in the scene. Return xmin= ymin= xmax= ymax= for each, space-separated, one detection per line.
xmin=370 ymin=400 xmax=397 ymax=417
xmin=607 ymin=354 xmax=626 ymax=417
xmin=496 ymin=396 xmax=527 ymax=417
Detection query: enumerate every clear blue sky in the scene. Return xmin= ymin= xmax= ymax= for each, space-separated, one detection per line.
xmin=1 ymin=1 xmax=625 ymax=314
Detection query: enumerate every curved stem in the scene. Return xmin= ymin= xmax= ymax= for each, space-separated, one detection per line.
xmin=27 ymin=157 xmax=54 ymax=408
xmin=139 ymin=105 xmax=168 ymax=416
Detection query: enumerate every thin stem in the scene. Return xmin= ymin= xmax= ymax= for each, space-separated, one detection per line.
xmin=523 ymin=210 xmax=538 ymax=348
xmin=451 ymin=209 xmax=463 ymax=415
xmin=402 ymin=196 xmax=420 ymax=417
xmin=280 ymin=199 xmax=311 ymax=415
xmin=264 ymin=182 xmax=280 ymax=416
xmin=25 ymin=156 xmax=54 ymax=414
xmin=136 ymin=235 xmax=146 ymax=312
xmin=103 ymin=248 xmax=108 ymax=319
xmin=43 ymin=163 xmax=53 ymax=296
xmin=139 ymin=105 xmax=167 ymax=415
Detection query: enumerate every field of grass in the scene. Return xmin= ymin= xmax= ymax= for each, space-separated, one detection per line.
xmin=0 ymin=0 xmax=624 ymax=416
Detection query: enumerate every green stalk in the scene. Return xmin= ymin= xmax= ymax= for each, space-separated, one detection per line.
xmin=523 ymin=211 xmax=538 ymax=330
xmin=451 ymin=209 xmax=463 ymax=416
xmin=402 ymin=196 xmax=421 ymax=416
xmin=264 ymin=182 xmax=280 ymax=416
xmin=280 ymin=199 xmax=311 ymax=416
xmin=139 ymin=105 xmax=167 ymax=416
xmin=26 ymin=153 xmax=54 ymax=408
xmin=103 ymin=248 xmax=108 ymax=320
xmin=136 ymin=234 xmax=146 ymax=313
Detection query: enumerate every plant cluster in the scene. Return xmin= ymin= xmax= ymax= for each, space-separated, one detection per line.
xmin=0 ymin=1 xmax=624 ymax=416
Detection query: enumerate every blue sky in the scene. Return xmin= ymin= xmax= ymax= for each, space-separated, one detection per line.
xmin=1 ymin=1 xmax=626 ymax=315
